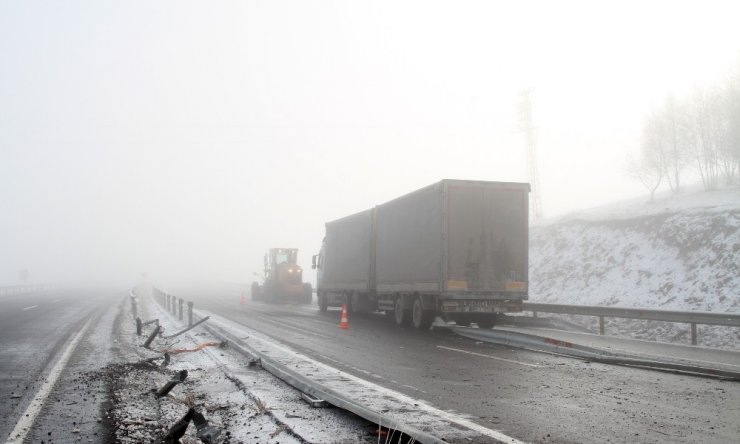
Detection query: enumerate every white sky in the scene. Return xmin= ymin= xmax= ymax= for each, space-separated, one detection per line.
xmin=1 ymin=1 xmax=739 ymax=286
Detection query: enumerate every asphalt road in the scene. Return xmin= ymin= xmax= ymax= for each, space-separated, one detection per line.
xmin=0 ymin=289 xmax=117 ymax=443
xmin=182 ymin=285 xmax=740 ymax=443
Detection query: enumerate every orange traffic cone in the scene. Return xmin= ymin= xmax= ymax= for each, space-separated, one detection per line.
xmin=339 ymin=304 xmax=349 ymax=329
xmin=240 ymin=292 xmax=246 ymax=305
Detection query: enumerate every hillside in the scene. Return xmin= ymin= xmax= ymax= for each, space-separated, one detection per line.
xmin=529 ymin=186 xmax=740 ymax=349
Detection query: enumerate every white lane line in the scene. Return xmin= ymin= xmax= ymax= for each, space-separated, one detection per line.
xmin=21 ymin=305 xmax=38 ymax=311
xmin=5 ymin=316 xmax=94 ymax=444
xmin=437 ymin=345 xmax=542 ymax=368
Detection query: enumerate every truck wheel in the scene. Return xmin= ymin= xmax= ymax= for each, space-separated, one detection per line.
xmin=302 ymin=283 xmax=312 ymax=304
xmin=394 ymin=298 xmax=411 ymax=327
xmin=263 ymin=283 xmax=274 ymax=303
xmin=476 ymin=317 xmax=495 ymax=329
xmin=350 ymin=292 xmax=363 ymax=315
xmin=251 ymin=282 xmax=260 ymax=301
xmin=453 ymin=316 xmax=471 ymax=327
xmin=318 ymin=293 xmax=328 ymax=312
xmin=412 ymin=297 xmax=434 ymax=330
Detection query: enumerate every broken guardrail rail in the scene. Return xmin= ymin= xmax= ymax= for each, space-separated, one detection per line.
xmin=148 ymin=288 xmax=525 ymax=443
xmin=198 ymin=317 xmax=451 ymax=444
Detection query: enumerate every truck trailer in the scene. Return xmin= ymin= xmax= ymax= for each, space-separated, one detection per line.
xmin=312 ymin=179 xmax=529 ymax=329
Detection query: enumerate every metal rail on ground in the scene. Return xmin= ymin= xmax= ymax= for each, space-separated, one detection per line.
xmin=523 ymin=302 xmax=740 ymax=345
xmin=144 ymin=286 xmax=462 ymax=443
xmin=200 ymin=318 xmax=451 ymax=444
xmin=449 ymin=326 xmax=740 ymax=381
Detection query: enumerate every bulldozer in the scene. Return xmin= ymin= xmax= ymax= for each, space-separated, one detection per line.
xmin=251 ymin=248 xmax=312 ymax=304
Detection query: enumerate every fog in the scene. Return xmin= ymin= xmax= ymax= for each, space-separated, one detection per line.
xmin=1 ymin=1 xmax=739 ymax=287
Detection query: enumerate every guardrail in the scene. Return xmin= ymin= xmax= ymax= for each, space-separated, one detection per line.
xmin=0 ymin=285 xmax=49 ymax=297
xmin=449 ymin=326 xmax=740 ymax=381
xmin=150 ymin=287 xmax=196 ymax=327
xmin=522 ymin=302 xmax=740 ymax=345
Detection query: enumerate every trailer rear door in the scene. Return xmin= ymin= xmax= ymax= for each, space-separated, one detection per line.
xmin=446 ymin=182 xmax=528 ymax=293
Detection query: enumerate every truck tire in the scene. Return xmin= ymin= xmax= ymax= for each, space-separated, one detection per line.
xmin=251 ymin=282 xmax=260 ymax=301
xmin=453 ymin=316 xmax=471 ymax=327
xmin=302 ymin=283 xmax=312 ymax=304
xmin=263 ymin=282 xmax=274 ymax=303
xmin=393 ymin=297 xmax=411 ymax=327
xmin=318 ymin=292 xmax=328 ymax=312
xmin=476 ymin=316 xmax=495 ymax=329
xmin=350 ymin=292 xmax=364 ymax=315
xmin=412 ymin=297 xmax=434 ymax=330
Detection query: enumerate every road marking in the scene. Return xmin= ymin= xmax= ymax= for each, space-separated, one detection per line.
xmin=5 ymin=316 xmax=94 ymax=444
xmin=437 ymin=345 xmax=542 ymax=368
xmin=21 ymin=305 xmax=38 ymax=311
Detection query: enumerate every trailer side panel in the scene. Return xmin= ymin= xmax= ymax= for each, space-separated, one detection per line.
xmin=322 ymin=209 xmax=374 ymax=292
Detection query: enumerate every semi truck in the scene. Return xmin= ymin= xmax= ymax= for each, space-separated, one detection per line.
xmin=312 ymin=179 xmax=529 ymax=329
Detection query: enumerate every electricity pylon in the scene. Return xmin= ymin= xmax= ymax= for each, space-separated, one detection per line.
xmin=518 ymin=88 xmax=543 ymax=222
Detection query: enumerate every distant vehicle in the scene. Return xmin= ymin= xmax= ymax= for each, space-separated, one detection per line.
xmin=312 ymin=179 xmax=529 ymax=329
xmin=252 ymin=248 xmax=312 ymax=304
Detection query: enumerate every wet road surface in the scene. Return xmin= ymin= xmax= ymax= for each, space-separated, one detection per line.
xmin=0 ymin=289 xmax=117 ymax=443
xmin=181 ymin=285 xmax=740 ymax=443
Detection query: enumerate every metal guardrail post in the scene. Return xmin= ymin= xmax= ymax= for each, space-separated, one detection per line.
xmin=178 ymin=298 xmax=183 ymax=320
xmin=193 ymin=410 xmax=221 ymax=443
xmin=143 ymin=325 xmax=161 ymax=349
xmin=164 ymin=408 xmax=194 ymax=443
xmin=165 ymin=294 xmax=170 ymax=311
xmin=533 ymin=311 xmax=538 ymax=318
xmin=156 ymin=370 xmax=188 ymax=397
xmin=599 ymin=316 xmax=605 ymax=335
xmin=188 ymin=302 xmax=194 ymax=327
xmin=691 ymin=323 xmax=697 ymax=345
xmin=136 ymin=317 xmax=142 ymax=336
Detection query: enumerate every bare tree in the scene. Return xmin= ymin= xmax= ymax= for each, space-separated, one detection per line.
xmin=661 ymin=94 xmax=689 ymax=193
xmin=729 ymin=90 xmax=740 ymax=185
xmin=725 ymin=62 xmax=740 ymax=185
xmin=627 ymin=111 xmax=667 ymax=202
xmin=687 ymin=87 xmax=721 ymax=190
xmin=711 ymin=84 xmax=738 ymax=185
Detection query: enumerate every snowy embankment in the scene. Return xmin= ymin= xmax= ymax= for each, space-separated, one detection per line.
xmin=530 ymin=186 xmax=740 ymax=349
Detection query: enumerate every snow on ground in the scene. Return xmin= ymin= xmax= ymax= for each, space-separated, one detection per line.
xmin=106 ymin=287 xmax=376 ymax=443
xmin=530 ymin=185 xmax=740 ymax=349
xmin=537 ymin=185 xmax=740 ymax=224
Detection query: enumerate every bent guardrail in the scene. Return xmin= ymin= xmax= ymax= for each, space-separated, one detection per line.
xmin=523 ymin=302 xmax=740 ymax=345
